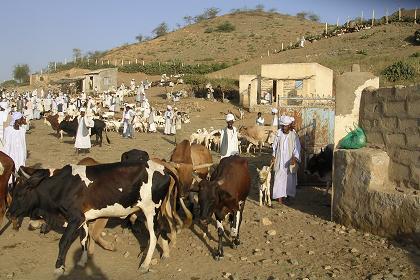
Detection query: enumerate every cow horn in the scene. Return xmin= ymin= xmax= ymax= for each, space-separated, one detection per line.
xmin=192 ymin=172 xmax=202 ymax=183
xmin=18 ymin=167 xmax=31 ymax=179
xmin=192 ymin=163 xmax=213 ymax=171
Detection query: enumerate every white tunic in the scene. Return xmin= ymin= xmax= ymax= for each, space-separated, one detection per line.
xmin=0 ymin=110 xmax=9 ymax=142
xmin=164 ymin=110 xmax=173 ymax=134
xmin=2 ymin=126 xmax=27 ymax=170
xmin=74 ymin=116 xmax=94 ymax=149
xmin=220 ymin=127 xmax=239 ymax=158
xmin=272 ymin=130 xmax=301 ymax=199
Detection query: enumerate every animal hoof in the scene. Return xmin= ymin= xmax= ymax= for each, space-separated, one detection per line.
xmin=233 ymin=239 xmax=240 ymax=247
xmin=161 ymin=254 xmax=169 ymax=260
xmin=139 ymin=266 xmax=150 ymax=274
xmin=40 ymin=223 xmax=50 ymax=234
xmin=54 ymin=266 xmax=65 ymax=276
xmin=103 ymin=242 xmax=116 ymax=251
xmin=213 ymin=253 xmax=223 ymax=261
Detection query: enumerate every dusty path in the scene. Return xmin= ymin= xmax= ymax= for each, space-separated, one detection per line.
xmin=0 ymin=93 xmax=419 ymax=280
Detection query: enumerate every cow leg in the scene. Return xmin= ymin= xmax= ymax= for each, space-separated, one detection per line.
xmin=60 ymin=130 xmax=63 ymax=140
xmin=77 ymin=222 xmax=90 ymax=267
xmin=259 ymin=187 xmax=263 ymax=206
xmin=232 ymin=202 xmax=245 ymax=247
xmin=214 ymin=218 xmax=225 ymax=260
xmin=139 ymin=207 xmax=157 ymax=272
xmin=324 ymin=181 xmax=331 ymax=195
xmin=55 ymin=215 xmax=84 ymax=275
xmin=246 ymin=143 xmax=252 ymax=154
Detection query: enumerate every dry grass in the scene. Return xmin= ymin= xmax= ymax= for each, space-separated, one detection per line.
xmin=101 ymin=11 xmax=324 ymax=66
xmin=207 ymin=22 xmax=420 ymax=86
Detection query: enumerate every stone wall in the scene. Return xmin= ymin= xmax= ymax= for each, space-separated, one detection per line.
xmin=359 ymin=85 xmax=420 ymax=190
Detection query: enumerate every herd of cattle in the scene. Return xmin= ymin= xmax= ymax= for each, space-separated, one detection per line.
xmin=0 ymin=140 xmax=252 ymax=275
xmin=0 ymin=111 xmax=334 ymax=276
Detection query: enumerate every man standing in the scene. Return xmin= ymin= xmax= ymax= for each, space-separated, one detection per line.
xmin=0 ymin=103 xmax=9 ymax=144
xmin=271 ymin=116 xmax=301 ymax=204
xmin=164 ymin=105 xmax=173 ymax=135
xmin=74 ymin=108 xmax=94 ymax=154
xmin=220 ymin=113 xmax=239 ymax=158
xmin=256 ymin=112 xmax=264 ymax=126
xmin=271 ymin=108 xmax=279 ymax=128
xmin=123 ymin=105 xmax=135 ymax=139
xmin=2 ymin=112 xmax=27 ymax=170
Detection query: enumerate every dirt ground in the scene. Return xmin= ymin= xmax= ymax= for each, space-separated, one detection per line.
xmin=0 ymin=89 xmax=419 ymax=280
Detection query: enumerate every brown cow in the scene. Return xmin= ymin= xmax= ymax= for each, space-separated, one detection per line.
xmin=195 ymin=155 xmax=251 ymax=260
xmin=239 ymin=125 xmax=276 ymax=153
xmin=169 ymin=140 xmax=213 ymax=228
xmin=0 ymin=151 xmax=14 ymax=230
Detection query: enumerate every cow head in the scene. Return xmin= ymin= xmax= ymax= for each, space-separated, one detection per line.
xmin=257 ymin=166 xmax=271 ymax=184
xmin=7 ymin=167 xmax=50 ymax=221
xmin=197 ymin=178 xmax=225 ymax=225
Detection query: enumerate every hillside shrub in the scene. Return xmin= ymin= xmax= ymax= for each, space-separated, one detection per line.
xmin=410 ymin=52 xmax=420 ymax=58
xmin=0 ymin=79 xmax=19 ymax=88
xmin=216 ymin=21 xmax=235 ymax=32
xmin=356 ymin=49 xmax=367 ymax=55
xmin=204 ymin=27 xmax=214 ymax=33
xmin=382 ymin=61 xmax=416 ymax=82
xmin=184 ymin=74 xmax=239 ymax=100
xmin=415 ymin=30 xmax=420 ymax=45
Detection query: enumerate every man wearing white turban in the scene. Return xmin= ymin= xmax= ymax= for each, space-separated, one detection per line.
xmin=74 ymin=108 xmax=95 ymax=153
xmin=220 ymin=113 xmax=239 ymax=158
xmin=2 ymin=112 xmax=27 ymax=170
xmin=271 ymin=115 xmax=301 ymax=204
xmin=164 ymin=105 xmax=173 ymax=135
xmin=271 ymin=108 xmax=279 ymax=128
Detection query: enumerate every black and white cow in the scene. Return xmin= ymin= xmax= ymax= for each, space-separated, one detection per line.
xmin=7 ymin=160 xmax=176 ymax=275
xmin=305 ymin=144 xmax=333 ymax=194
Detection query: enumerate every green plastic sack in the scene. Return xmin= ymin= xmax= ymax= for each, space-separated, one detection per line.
xmin=338 ymin=126 xmax=367 ymax=149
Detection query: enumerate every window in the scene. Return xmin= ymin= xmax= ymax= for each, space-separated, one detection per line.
xmin=295 ymin=80 xmax=303 ymax=89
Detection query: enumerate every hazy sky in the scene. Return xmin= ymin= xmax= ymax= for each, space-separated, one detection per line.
xmin=0 ymin=0 xmax=417 ymax=81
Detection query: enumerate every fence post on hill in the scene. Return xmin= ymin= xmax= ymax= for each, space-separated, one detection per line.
xmin=346 ymin=16 xmax=349 ymax=27
xmin=415 ymin=8 xmax=417 ymax=24
xmin=54 ymin=62 xmax=56 ymax=71
xmin=129 ymin=61 xmax=131 ymax=65
xmin=108 ymin=60 xmax=110 ymax=65
xmin=87 ymin=59 xmax=90 ymax=65
xmin=121 ymin=60 xmax=124 ymax=66
xmin=142 ymin=60 xmax=145 ymax=66
xmin=337 ymin=17 xmax=339 ymax=26
xmin=281 ymin=43 xmax=284 ymax=51
xmin=64 ymin=58 xmax=67 ymax=64
xmin=325 ymin=22 xmax=328 ymax=35
xmin=267 ymin=50 xmax=270 ymax=56
xmin=95 ymin=59 xmax=97 ymax=65
xmin=101 ymin=61 xmax=103 ymax=66
xmin=135 ymin=59 xmax=138 ymax=64
xmin=385 ymin=9 xmax=389 ymax=24
xmin=372 ymin=10 xmax=375 ymax=26
xmin=361 ymin=11 xmax=364 ymax=23
xmin=399 ymin=8 xmax=401 ymax=21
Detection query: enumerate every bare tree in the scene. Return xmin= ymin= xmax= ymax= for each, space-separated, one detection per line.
xmin=152 ymin=22 xmax=169 ymax=38
xmin=183 ymin=15 xmax=193 ymax=25
xmin=72 ymin=48 xmax=82 ymax=61
xmin=13 ymin=64 xmax=30 ymax=83
xmin=255 ymin=4 xmax=265 ymax=12
xmin=296 ymin=11 xmax=308 ymax=19
xmin=135 ymin=34 xmax=144 ymax=42
xmin=308 ymin=13 xmax=320 ymax=22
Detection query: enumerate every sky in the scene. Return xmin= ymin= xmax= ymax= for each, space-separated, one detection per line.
xmin=0 ymin=0 xmax=418 ymax=82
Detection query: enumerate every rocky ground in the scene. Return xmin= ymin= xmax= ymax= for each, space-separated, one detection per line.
xmin=0 ymin=91 xmax=419 ymax=280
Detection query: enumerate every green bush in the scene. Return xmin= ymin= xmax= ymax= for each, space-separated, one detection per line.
xmin=382 ymin=61 xmax=416 ymax=82
xmin=356 ymin=49 xmax=367 ymax=55
xmin=204 ymin=27 xmax=214 ymax=33
xmin=215 ymin=21 xmax=235 ymax=32
xmin=0 ymin=79 xmax=19 ymax=88
xmin=410 ymin=52 xmax=420 ymax=58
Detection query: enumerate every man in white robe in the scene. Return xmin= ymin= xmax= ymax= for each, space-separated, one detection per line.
xmin=220 ymin=113 xmax=239 ymax=158
xmin=2 ymin=112 xmax=27 ymax=171
xmin=0 ymin=104 xmax=9 ymax=144
xmin=271 ymin=116 xmax=301 ymax=204
xmin=164 ymin=105 xmax=173 ymax=135
xmin=271 ymin=108 xmax=279 ymax=128
xmin=74 ymin=108 xmax=94 ymax=154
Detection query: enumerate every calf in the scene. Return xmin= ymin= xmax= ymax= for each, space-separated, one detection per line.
xmin=195 ymin=156 xmax=251 ymax=260
xmin=8 ymin=160 xmax=176 ymax=275
xmin=305 ymin=144 xmax=333 ymax=194
xmin=257 ymin=166 xmax=271 ymax=207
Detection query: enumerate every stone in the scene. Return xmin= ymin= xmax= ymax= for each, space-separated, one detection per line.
xmin=383 ymin=274 xmax=398 ymax=280
xmin=287 ymin=259 xmax=299 ymax=265
xmin=308 ymin=251 xmax=315 ymax=255
xmin=223 ymin=272 xmax=232 ymax=279
xmin=287 ymin=273 xmax=295 ymax=277
xmin=324 ymin=265 xmax=332 ymax=270
xmin=123 ymin=251 xmax=130 ymax=258
xmin=369 ymin=273 xmax=383 ymax=280
xmin=350 ymin=248 xmax=359 ymax=254
xmin=267 ymin=230 xmax=277 ymax=236
xmin=225 ymin=253 xmax=233 ymax=258
xmin=262 ymin=217 xmax=272 ymax=226
xmin=6 ymin=273 xmax=14 ymax=279
xmin=240 ymin=257 xmax=248 ymax=261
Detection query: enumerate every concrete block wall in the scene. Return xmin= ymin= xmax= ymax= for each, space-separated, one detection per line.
xmin=359 ymin=85 xmax=420 ymax=190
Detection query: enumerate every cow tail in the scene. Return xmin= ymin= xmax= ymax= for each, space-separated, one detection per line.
xmin=161 ymin=176 xmax=177 ymax=246
xmin=104 ymin=129 xmax=111 ymax=144
xmin=179 ymin=197 xmax=192 ymax=229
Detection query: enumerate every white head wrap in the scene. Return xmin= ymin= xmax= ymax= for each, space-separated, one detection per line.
xmin=80 ymin=107 xmax=86 ymax=112
xmin=167 ymin=105 xmax=172 ymax=110
xmin=10 ymin=112 xmax=23 ymax=126
xmin=271 ymin=108 xmax=278 ymax=114
xmin=226 ymin=113 xmax=235 ymax=122
xmin=279 ymin=115 xmax=293 ymax=126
